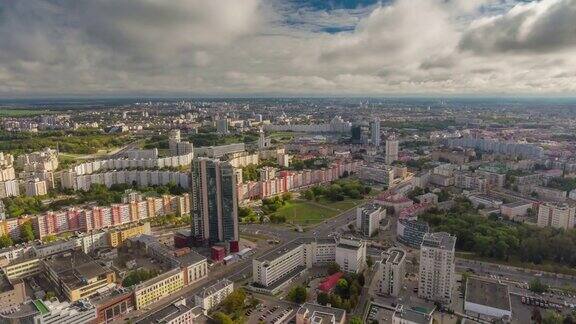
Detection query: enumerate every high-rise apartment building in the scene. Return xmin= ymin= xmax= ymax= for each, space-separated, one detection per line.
xmin=216 ymin=118 xmax=229 ymax=134
xmin=371 ymin=117 xmax=381 ymax=147
xmin=537 ymin=203 xmax=575 ymax=230
xmin=418 ymin=232 xmax=456 ymax=304
xmin=379 ymin=247 xmax=406 ymax=297
xmin=191 ymin=158 xmax=238 ymax=245
xmin=385 ymin=135 xmax=399 ymax=164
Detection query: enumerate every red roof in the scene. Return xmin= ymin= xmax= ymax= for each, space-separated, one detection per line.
xmin=318 ymin=272 xmax=343 ymax=292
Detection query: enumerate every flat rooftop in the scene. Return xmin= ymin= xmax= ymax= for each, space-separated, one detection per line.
xmin=384 ymin=248 xmax=406 ymax=265
xmin=43 ymin=251 xmax=111 ymax=290
xmin=256 ymin=237 xmax=335 ymax=263
xmin=421 ymin=232 xmax=456 ymax=251
xmin=465 ymin=276 xmax=511 ymax=312
xmin=297 ymin=303 xmax=346 ymax=323
xmin=138 ymin=301 xmax=207 ymax=324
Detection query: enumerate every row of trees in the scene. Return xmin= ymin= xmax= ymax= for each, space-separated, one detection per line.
xmin=302 ymin=179 xmax=370 ymax=202
xmin=420 ymin=200 xmax=576 ymax=268
xmin=0 ymin=129 xmax=131 ymax=155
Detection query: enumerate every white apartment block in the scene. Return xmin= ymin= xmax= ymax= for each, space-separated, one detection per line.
xmin=418 ymin=232 xmax=456 ymax=304
xmin=252 ymin=237 xmax=361 ymax=293
xmin=379 ymin=248 xmax=406 ymax=297
xmin=0 ymin=180 xmax=19 ymax=198
xmin=335 ymin=238 xmax=367 ymax=274
xmin=25 ymin=178 xmax=48 ymax=197
xmin=194 ymin=279 xmax=233 ymax=311
xmin=356 ymin=204 xmax=385 ymax=237
xmin=537 ymin=203 xmax=575 ymax=230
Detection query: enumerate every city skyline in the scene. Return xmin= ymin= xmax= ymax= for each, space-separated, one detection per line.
xmin=2 ymin=0 xmax=576 ymax=97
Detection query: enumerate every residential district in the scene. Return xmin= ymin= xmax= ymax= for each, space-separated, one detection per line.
xmin=0 ymin=98 xmax=574 ymax=324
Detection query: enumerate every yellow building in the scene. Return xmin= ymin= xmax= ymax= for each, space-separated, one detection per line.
xmin=43 ymin=251 xmax=116 ymax=302
xmin=2 ymin=257 xmax=41 ymax=280
xmin=133 ymin=268 xmax=185 ymax=310
xmin=108 ymin=222 xmax=151 ymax=248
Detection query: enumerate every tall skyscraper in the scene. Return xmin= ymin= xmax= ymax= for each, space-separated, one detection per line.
xmin=191 ymin=158 xmax=239 ymax=245
xmin=385 ymin=135 xmax=399 ymax=164
xmin=418 ymin=232 xmax=456 ymax=304
xmin=371 ymin=117 xmax=381 ymax=147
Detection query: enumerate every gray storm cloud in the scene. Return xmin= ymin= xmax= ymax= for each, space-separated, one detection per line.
xmin=0 ymin=0 xmax=575 ymax=96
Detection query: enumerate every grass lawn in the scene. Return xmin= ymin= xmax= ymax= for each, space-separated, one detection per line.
xmin=274 ymin=200 xmax=338 ymax=225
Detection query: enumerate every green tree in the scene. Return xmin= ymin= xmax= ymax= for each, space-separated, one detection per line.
xmin=0 ymin=234 xmax=13 ymax=248
xmin=529 ymin=279 xmax=549 ymax=294
xmin=212 ymin=312 xmax=233 ymax=324
xmin=542 ymin=310 xmax=564 ymax=324
xmin=327 ymin=262 xmax=340 ymax=275
xmin=287 ymin=285 xmax=307 ymax=304
xmin=317 ymin=292 xmax=329 ymax=306
xmin=222 ymin=289 xmax=247 ymax=314
xmin=44 ymin=291 xmax=56 ymax=300
xmin=20 ymin=221 xmax=35 ymax=242
xmin=349 ymin=316 xmax=363 ymax=324
xmin=335 ymin=279 xmax=349 ymax=297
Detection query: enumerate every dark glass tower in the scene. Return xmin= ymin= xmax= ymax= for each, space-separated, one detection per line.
xmin=191 ymin=158 xmax=238 ymax=245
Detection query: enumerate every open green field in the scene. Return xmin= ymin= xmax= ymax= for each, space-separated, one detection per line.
xmin=273 ymin=197 xmax=362 ymax=226
xmin=0 ymin=109 xmax=55 ymax=117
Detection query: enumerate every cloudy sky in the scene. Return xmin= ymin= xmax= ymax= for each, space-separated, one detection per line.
xmin=1 ymin=0 xmax=576 ymax=97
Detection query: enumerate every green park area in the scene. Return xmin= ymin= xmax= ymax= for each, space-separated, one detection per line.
xmin=251 ymin=179 xmax=376 ymax=227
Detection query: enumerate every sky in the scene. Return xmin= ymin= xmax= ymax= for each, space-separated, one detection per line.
xmin=1 ymin=0 xmax=576 ymax=98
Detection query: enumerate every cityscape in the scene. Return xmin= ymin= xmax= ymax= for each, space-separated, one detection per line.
xmin=1 ymin=1 xmax=576 ymax=324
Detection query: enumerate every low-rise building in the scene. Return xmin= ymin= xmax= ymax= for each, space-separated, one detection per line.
xmin=391 ymin=304 xmax=433 ymax=324
xmin=43 ymin=251 xmax=116 ymax=302
xmin=500 ymin=201 xmax=533 ymax=221
xmin=194 ymin=278 xmax=233 ymax=311
xmin=0 ymin=276 xmax=26 ymax=310
xmin=464 ymin=276 xmax=512 ymax=321
xmin=296 ymin=302 xmax=346 ymax=324
xmin=137 ymin=299 xmax=207 ymax=324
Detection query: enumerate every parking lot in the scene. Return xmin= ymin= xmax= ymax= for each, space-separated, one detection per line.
xmin=244 ymin=298 xmax=297 ymax=324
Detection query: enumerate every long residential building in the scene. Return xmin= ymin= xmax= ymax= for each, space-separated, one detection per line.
xmin=237 ymin=161 xmax=360 ymax=202
xmin=0 ymin=194 xmax=190 ymax=241
xmin=252 ymin=237 xmax=365 ymax=294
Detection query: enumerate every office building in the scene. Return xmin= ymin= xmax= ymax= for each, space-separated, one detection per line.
xmin=418 ymin=232 xmax=456 ymax=304
xmin=356 ymin=204 xmax=385 ymax=237
xmin=358 ymin=164 xmax=394 ymax=185
xmin=537 ymin=203 xmax=575 ymax=230
xmin=191 ymin=158 xmax=239 ymax=245
xmin=379 ymin=248 xmax=406 ymax=297
xmin=386 ymin=135 xmax=399 ymax=164
xmin=371 ymin=117 xmax=381 ymax=147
